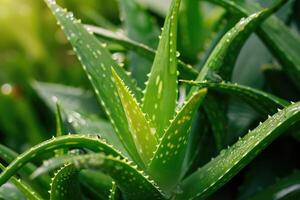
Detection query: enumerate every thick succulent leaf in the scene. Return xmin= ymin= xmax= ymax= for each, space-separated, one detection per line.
xmin=175 ymin=101 xmax=300 ymax=200
xmin=38 ymin=154 xmax=166 ymax=200
xmin=0 ymin=135 xmax=124 ymax=186
xmin=206 ymin=0 xmax=300 ymax=89
xmin=248 ymin=171 xmax=300 ymax=200
xmin=44 ymin=0 xmax=144 ymax=167
xmin=112 ymin=69 xmax=158 ymax=166
xmin=142 ymin=0 xmax=181 ymax=137
xmin=195 ymin=0 xmax=287 ymax=83
xmin=87 ymin=25 xmax=198 ymax=80
xmin=50 ymin=164 xmax=82 ymax=200
xmin=147 ymin=89 xmax=206 ymax=192
xmin=33 ymin=82 xmax=129 ymax=157
xmin=0 ymin=144 xmax=50 ymax=195
xmin=119 ymin=0 xmax=160 ymax=87
xmin=0 ymin=164 xmax=42 ymax=200
xmin=184 ymin=81 xmax=289 ymax=116
xmin=79 ymin=170 xmax=113 ymax=200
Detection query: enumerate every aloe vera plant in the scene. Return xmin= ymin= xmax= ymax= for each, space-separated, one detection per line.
xmin=0 ymin=0 xmax=300 ymax=199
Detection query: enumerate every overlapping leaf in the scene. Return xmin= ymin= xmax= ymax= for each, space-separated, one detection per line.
xmin=148 ymin=89 xmax=206 ymax=192
xmin=50 ymin=164 xmax=82 ymax=200
xmin=87 ymin=25 xmax=198 ymax=80
xmin=175 ymin=101 xmax=300 ymax=200
xmin=184 ymin=80 xmax=289 ymax=116
xmin=44 ymin=0 xmax=144 ymax=166
xmin=37 ymin=153 xmax=166 ymax=200
xmin=206 ymin=0 xmax=300 ymax=89
xmin=0 ymin=135 xmax=123 ymax=186
xmin=112 ymin=69 xmax=158 ymax=166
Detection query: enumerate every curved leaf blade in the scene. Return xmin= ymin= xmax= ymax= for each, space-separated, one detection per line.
xmin=142 ymin=0 xmax=181 ymax=137
xmin=148 ymin=89 xmax=206 ymax=192
xmin=0 ymin=164 xmax=42 ymax=200
xmin=206 ymin=0 xmax=300 ymax=89
xmin=184 ymin=80 xmax=289 ymax=116
xmin=41 ymin=154 xmax=166 ymax=200
xmin=175 ymin=102 xmax=300 ymax=200
xmin=0 ymin=135 xmax=123 ymax=186
xmin=50 ymin=164 xmax=82 ymax=200
xmin=44 ymin=0 xmax=144 ymax=167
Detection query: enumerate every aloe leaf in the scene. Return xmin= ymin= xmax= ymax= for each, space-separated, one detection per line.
xmin=119 ymin=0 xmax=160 ymax=87
xmin=142 ymin=0 xmax=181 ymax=137
xmin=112 ymin=69 xmax=157 ymax=166
xmin=0 ymin=164 xmax=42 ymax=200
xmin=38 ymin=153 xmax=165 ymax=200
xmin=0 ymin=135 xmax=124 ymax=186
xmin=248 ymin=171 xmax=300 ymax=200
xmin=44 ymin=0 xmax=144 ymax=167
xmin=175 ymin=101 xmax=300 ymax=200
xmin=79 ymin=170 xmax=113 ymax=200
xmin=184 ymin=80 xmax=289 ymax=116
xmin=50 ymin=164 xmax=82 ymax=200
xmin=206 ymin=0 xmax=300 ymax=89
xmin=147 ymin=89 xmax=206 ymax=192
xmin=195 ymin=0 xmax=287 ymax=83
xmin=33 ymin=82 xmax=129 ymax=157
xmin=87 ymin=25 xmax=198 ymax=80
xmin=0 ymin=144 xmax=50 ymax=196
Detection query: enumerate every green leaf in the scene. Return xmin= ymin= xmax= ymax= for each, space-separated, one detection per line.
xmin=0 ymin=135 xmax=124 ymax=186
xmin=184 ymin=80 xmax=289 ymax=116
xmin=50 ymin=164 xmax=82 ymax=200
xmin=195 ymin=0 xmax=287 ymax=83
xmin=142 ymin=0 xmax=181 ymax=137
xmin=33 ymin=82 xmax=129 ymax=158
xmin=108 ymin=182 xmax=121 ymax=200
xmin=0 ymin=144 xmax=50 ymax=196
xmin=39 ymin=153 xmax=166 ymax=200
xmin=54 ymin=101 xmax=66 ymax=157
xmin=87 ymin=24 xmax=198 ymax=80
xmin=147 ymin=89 xmax=206 ymax=192
xmin=0 ymin=164 xmax=42 ymax=200
xmin=44 ymin=0 xmax=144 ymax=167
xmin=119 ymin=0 xmax=160 ymax=87
xmin=175 ymin=101 xmax=300 ymax=200
xmin=206 ymin=0 xmax=300 ymax=89
xmin=0 ymin=183 xmax=26 ymax=200
xmin=79 ymin=170 xmax=113 ymax=200
xmin=248 ymin=171 xmax=300 ymax=200
xmin=112 ymin=69 xmax=158 ymax=166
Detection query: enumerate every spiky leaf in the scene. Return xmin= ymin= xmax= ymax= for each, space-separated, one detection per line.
xmin=184 ymin=80 xmax=289 ymax=116
xmin=142 ymin=0 xmax=181 ymax=137
xmin=44 ymin=0 xmax=144 ymax=167
xmin=206 ymin=0 xmax=300 ymax=89
xmin=148 ymin=89 xmax=206 ymax=192
xmin=175 ymin=101 xmax=300 ymax=200
xmin=112 ymin=69 xmax=158 ymax=166
xmin=50 ymin=164 xmax=82 ymax=200
xmin=0 ymin=135 xmax=124 ymax=186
